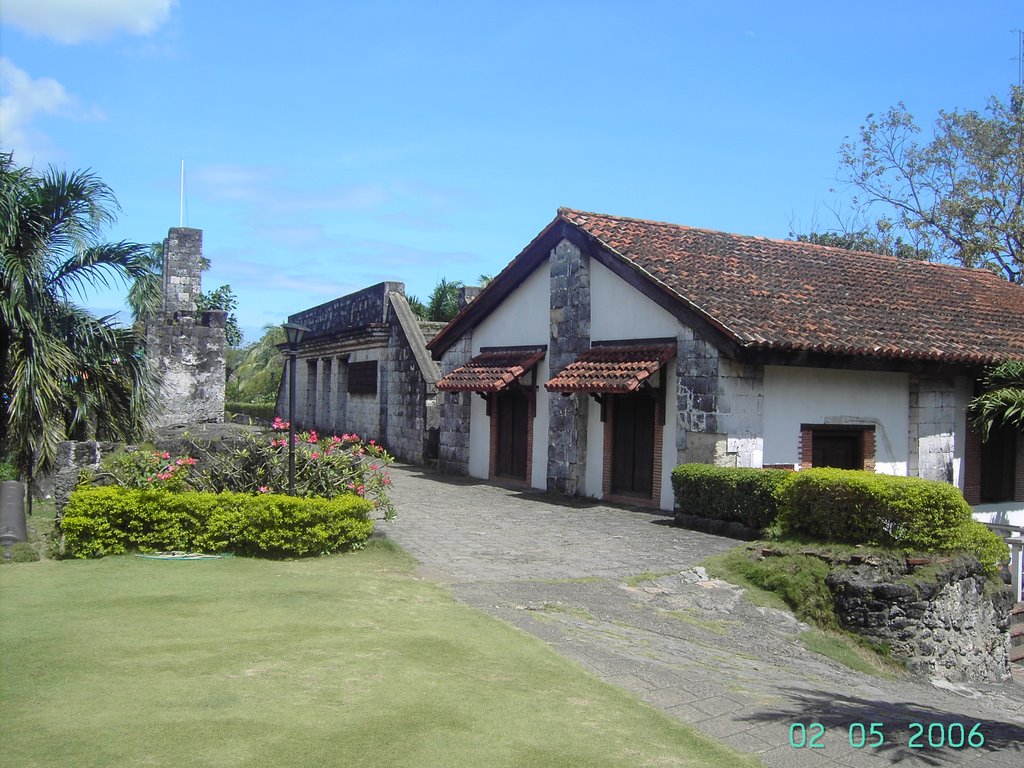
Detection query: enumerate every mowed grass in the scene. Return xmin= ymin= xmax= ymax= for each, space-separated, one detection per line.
xmin=0 ymin=541 xmax=761 ymax=768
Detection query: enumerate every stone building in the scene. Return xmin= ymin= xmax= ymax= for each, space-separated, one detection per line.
xmin=146 ymin=227 xmax=226 ymax=428
xmin=276 ymin=282 xmax=443 ymax=464
xmin=428 ymin=208 xmax=1024 ymax=511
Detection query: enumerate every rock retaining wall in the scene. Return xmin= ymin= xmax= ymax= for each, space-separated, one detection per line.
xmin=826 ymin=557 xmax=1013 ymax=682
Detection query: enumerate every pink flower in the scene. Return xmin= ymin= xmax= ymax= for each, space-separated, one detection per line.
xmin=357 ymin=484 xmax=365 ymax=495
xmin=330 ymin=435 xmax=341 ymax=444
xmin=146 ymin=476 xmax=153 ymax=483
xmin=258 ymin=486 xmax=269 ymax=494
xmin=310 ymin=452 xmax=321 ymax=459
xmin=347 ymin=483 xmax=355 ymax=490
xmin=161 ymin=452 xmax=171 ymax=460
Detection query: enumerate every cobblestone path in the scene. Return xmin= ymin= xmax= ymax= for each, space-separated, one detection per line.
xmin=381 ymin=465 xmax=1024 ymax=768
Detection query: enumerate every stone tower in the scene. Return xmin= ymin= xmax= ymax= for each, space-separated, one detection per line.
xmin=146 ymin=227 xmax=226 ymax=427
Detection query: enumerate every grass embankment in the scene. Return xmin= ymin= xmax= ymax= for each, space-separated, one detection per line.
xmin=703 ymin=541 xmax=905 ymax=679
xmin=1 ymin=540 xmax=760 ymax=768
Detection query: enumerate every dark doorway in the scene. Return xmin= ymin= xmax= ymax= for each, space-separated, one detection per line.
xmin=495 ymin=389 xmax=529 ymax=480
xmin=611 ymin=393 xmax=656 ymax=497
xmin=980 ymin=426 xmax=1018 ymax=503
xmin=811 ymin=430 xmax=864 ymax=470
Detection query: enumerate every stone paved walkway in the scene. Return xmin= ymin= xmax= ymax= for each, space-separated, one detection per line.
xmin=380 ymin=465 xmax=1024 ymax=767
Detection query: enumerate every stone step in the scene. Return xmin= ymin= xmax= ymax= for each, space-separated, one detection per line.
xmin=1011 ymin=644 xmax=1024 ymax=664
xmin=1013 ymin=602 xmax=1024 ymax=618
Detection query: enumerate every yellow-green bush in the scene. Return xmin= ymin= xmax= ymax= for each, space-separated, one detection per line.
xmin=778 ymin=468 xmax=1007 ymax=572
xmin=61 ymin=486 xmax=374 ymax=558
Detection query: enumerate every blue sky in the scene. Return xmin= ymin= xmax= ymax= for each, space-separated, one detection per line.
xmin=2 ymin=1 xmax=1021 ymax=343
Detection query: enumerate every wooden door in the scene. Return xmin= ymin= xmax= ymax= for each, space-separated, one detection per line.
xmin=981 ymin=425 xmax=1017 ymax=502
xmin=811 ymin=431 xmax=863 ymax=470
xmin=611 ymin=393 xmax=656 ymax=497
xmin=495 ymin=389 xmax=529 ymax=480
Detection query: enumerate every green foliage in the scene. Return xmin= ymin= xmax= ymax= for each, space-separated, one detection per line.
xmin=671 ymin=464 xmax=791 ymax=530
xmin=225 ymin=402 xmax=275 ymax=422
xmin=0 ymin=542 xmax=40 ymax=563
xmin=196 ymin=283 xmax=243 ymax=346
xmin=0 ymin=456 xmax=16 ymax=481
xmin=839 ymin=86 xmax=1024 ymax=283
xmin=60 ymin=485 xmax=374 ymax=558
xmin=0 ymin=152 xmax=158 ymax=478
xmin=193 ymin=419 xmax=396 ymax=518
xmin=709 ymin=546 xmax=839 ymax=630
xmin=96 ymin=447 xmax=198 ymax=491
xmin=790 ymin=228 xmax=922 ymax=259
xmin=225 ymin=324 xmax=285 ymax=404
xmin=409 ymin=277 xmax=466 ymax=321
xmin=970 ymin=360 xmax=1024 ymax=441
xmin=778 ymin=468 xmax=1008 ymax=572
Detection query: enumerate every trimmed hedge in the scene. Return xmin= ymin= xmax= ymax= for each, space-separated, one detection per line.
xmin=60 ymin=486 xmax=374 ymax=559
xmin=778 ymin=468 xmax=1008 ymax=573
xmin=671 ymin=464 xmax=791 ymax=530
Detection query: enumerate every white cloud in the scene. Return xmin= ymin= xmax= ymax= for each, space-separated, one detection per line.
xmin=0 ymin=58 xmax=103 ymax=161
xmin=2 ymin=0 xmax=176 ymax=44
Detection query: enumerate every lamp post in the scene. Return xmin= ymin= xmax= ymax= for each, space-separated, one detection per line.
xmin=282 ymin=322 xmax=309 ymax=496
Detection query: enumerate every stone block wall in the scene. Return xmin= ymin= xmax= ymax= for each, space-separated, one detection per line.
xmin=147 ymin=228 xmax=226 ymax=428
xmin=438 ymin=335 xmax=473 ymax=474
xmin=547 ymin=239 xmax=590 ymax=495
xmin=288 ymin=282 xmax=400 ymax=339
xmin=908 ymin=376 xmax=957 ymax=484
xmin=385 ymin=296 xmax=440 ymax=464
xmin=827 ymin=558 xmax=1013 ymax=682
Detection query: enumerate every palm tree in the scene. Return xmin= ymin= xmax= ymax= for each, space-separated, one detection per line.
xmin=970 ymin=361 xmax=1024 ymax=441
xmin=0 ymin=153 xmax=158 ymax=483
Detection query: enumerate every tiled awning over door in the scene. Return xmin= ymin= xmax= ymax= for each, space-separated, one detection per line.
xmin=436 ymin=348 xmax=545 ymax=392
xmin=544 ymin=344 xmax=675 ymax=394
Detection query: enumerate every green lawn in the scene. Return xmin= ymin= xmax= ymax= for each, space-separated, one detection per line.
xmin=0 ymin=541 xmax=762 ymax=768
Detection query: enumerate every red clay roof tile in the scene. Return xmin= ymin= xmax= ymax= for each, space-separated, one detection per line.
xmin=437 ymin=348 xmax=545 ymax=392
xmin=560 ymin=208 xmax=1024 ymax=365
xmin=545 ymin=344 xmax=676 ymax=393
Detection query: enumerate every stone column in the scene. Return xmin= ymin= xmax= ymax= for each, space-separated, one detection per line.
xmin=908 ymin=376 xmax=956 ymax=483
xmin=546 ymin=238 xmax=590 ymax=495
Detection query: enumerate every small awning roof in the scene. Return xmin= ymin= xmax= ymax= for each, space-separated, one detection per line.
xmin=436 ymin=348 xmax=545 ymax=392
xmin=545 ymin=344 xmax=676 ymax=394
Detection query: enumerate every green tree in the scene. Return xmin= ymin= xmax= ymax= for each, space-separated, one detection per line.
xmin=196 ymin=283 xmax=243 ymax=347
xmin=0 ymin=153 xmax=157 ymax=480
xmin=225 ymin=324 xmax=285 ymax=404
xmin=970 ymin=361 xmax=1024 ymax=441
xmin=838 ymin=87 xmax=1024 ymax=282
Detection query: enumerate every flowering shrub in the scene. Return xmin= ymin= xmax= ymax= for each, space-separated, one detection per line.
xmin=195 ymin=421 xmax=396 ymax=519
xmin=96 ymin=449 xmax=198 ymax=492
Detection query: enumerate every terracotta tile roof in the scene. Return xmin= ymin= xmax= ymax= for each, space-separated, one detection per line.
xmin=545 ymin=345 xmax=676 ymax=394
xmin=437 ymin=348 xmax=545 ymax=392
xmin=560 ymin=208 xmax=1024 ymax=365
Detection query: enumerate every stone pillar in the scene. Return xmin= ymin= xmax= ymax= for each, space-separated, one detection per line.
xmin=546 ymin=238 xmax=590 ymax=495
xmin=318 ymin=357 xmax=333 ymax=431
xmin=438 ymin=335 xmax=473 ymax=474
xmin=675 ymin=333 xmax=727 ymax=465
xmin=162 ymin=228 xmax=203 ymax=313
xmin=909 ymin=376 xmax=956 ymax=483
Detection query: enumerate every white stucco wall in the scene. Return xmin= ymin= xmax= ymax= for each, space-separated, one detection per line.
xmin=588 ymin=259 xmax=681 ymax=509
xmin=763 ymin=366 xmax=910 ymax=473
xmin=590 ymin=259 xmax=680 ymax=341
xmin=467 ymin=262 xmax=551 ymax=488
